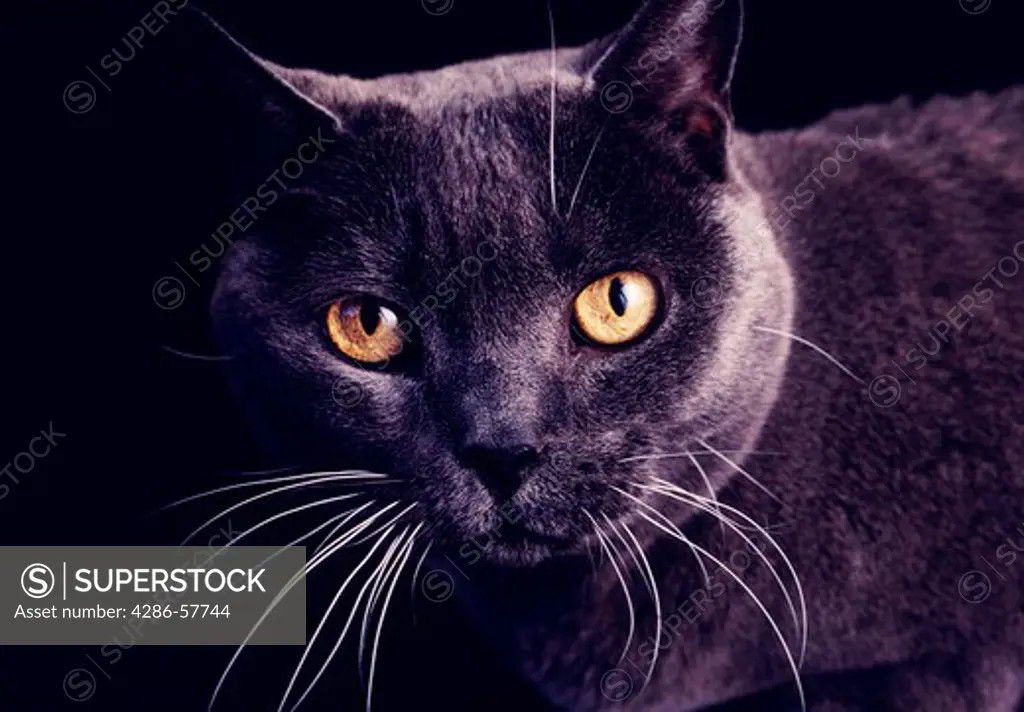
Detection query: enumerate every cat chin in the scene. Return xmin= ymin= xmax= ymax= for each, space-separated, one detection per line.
xmin=450 ymin=528 xmax=581 ymax=569
xmin=469 ymin=541 xmax=565 ymax=568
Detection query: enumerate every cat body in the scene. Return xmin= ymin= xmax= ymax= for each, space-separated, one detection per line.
xmin=187 ymin=0 xmax=1024 ymax=709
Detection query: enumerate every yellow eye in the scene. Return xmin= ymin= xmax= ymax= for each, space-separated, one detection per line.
xmin=326 ymin=297 xmax=406 ymax=364
xmin=573 ymin=271 xmax=660 ymax=346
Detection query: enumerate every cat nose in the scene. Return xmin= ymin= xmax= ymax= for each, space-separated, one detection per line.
xmin=457 ymin=440 xmax=541 ymax=500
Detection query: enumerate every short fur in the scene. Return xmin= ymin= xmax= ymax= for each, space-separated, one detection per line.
xmin=186 ymin=1 xmax=1024 ymax=709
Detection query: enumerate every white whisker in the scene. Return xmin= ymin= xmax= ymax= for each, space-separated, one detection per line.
xmin=210 ymin=506 xmax=397 ymax=711
xmin=313 ymin=502 xmax=380 ymax=556
xmin=278 ymin=526 xmax=405 ymax=712
xmin=647 ymin=479 xmax=806 ymax=667
xmin=287 ymin=528 xmax=416 ymax=712
xmin=585 ymin=34 xmax=621 ymax=83
xmin=619 ymin=449 xmax=782 ymax=463
xmin=180 ymin=474 xmax=382 ymax=546
xmin=566 ymin=122 xmax=607 ymax=220
xmin=687 ymin=452 xmax=726 ymax=538
xmin=344 ymin=502 xmax=419 ymax=548
xmin=696 ymin=439 xmax=784 ymax=505
xmin=164 ymin=470 xmax=388 ymax=510
xmin=582 ymin=509 xmax=635 ymax=664
xmin=611 ymin=486 xmax=710 ymax=586
xmin=253 ymin=505 xmax=375 ymax=572
xmin=752 ymin=324 xmax=865 ymax=385
xmin=211 ymin=493 xmax=363 ymax=556
xmin=160 ymin=345 xmax=234 ymax=361
xmin=622 ymin=449 xmax=788 ymax=533
xmin=603 ymin=513 xmax=652 ymax=597
xmin=643 ymin=479 xmax=807 ymax=667
xmin=366 ymin=523 xmax=422 ymax=712
xmin=634 ymin=510 xmax=805 ymax=712
xmin=618 ymin=520 xmax=662 ymax=687
xmin=408 ymin=539 xmax=433 ymax=621
xmin=546 ymin=0 xmax=559 ymax=215
xmin=358 ymin=529 xmax=408 ymax=683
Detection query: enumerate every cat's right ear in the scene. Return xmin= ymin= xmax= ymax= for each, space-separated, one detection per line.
xmin=166 ymin=7 xmax=343 ymax=180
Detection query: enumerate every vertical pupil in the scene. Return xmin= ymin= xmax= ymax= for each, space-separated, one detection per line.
xmin=608 ymin=278 xmax=629 ymax=317
xmin=359 ymin=299 xmax=381 ymax=334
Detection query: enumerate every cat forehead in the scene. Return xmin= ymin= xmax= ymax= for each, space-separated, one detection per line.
xmin=272 ymin=47 xmax=590 ymax=113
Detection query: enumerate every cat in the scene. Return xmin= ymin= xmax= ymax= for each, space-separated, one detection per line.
xmin=176 ymin=0 xmax=1024 ymax=709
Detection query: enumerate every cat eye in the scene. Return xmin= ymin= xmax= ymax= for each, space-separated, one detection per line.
xmin=573 ymin=271 xmax=660 ymax=346
xmin=325 ymin=297 xmax=406 ymax=364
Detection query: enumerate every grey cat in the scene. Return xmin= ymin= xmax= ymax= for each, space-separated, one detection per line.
xmin=185 ymin=0 xmax=1024 ymax=709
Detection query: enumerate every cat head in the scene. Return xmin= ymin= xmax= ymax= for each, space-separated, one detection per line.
xmin=195 ymin=0 xmax=794 ymax=566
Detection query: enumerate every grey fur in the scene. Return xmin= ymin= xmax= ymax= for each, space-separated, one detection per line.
xmin=192 ymin=1 xmax=1024 ymax=709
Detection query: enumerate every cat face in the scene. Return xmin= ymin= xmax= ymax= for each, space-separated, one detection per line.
xmin=204 ymin=0 xmax=790 ymax=565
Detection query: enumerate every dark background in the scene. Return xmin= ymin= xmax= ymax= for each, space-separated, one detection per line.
xmin=4 ymin=0 xmax=1021 ymax=709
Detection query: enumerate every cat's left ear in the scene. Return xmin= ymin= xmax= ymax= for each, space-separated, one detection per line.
xmin=583 ymin=0 xmax=743 ymax=179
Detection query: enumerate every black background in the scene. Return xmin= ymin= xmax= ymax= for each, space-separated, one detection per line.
xmin=4 ymin=0 xmax=1022 ymax=709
